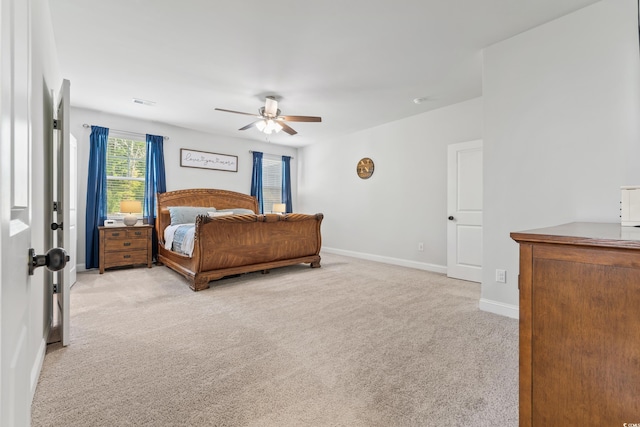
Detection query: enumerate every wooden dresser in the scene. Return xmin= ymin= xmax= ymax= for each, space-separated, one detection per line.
xmin=98 ymin=224 xmax=153 ymax=274
xmin=511 ymin=222 xmax=640 ymax=426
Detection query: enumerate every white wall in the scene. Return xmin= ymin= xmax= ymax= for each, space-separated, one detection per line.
xmin=299 ymin=98 xmax=482 ymax=271
xmin=482 ymin=0 xmax=640 ymax=317
xmin=72 ymin=107 xmax=298 ymax=269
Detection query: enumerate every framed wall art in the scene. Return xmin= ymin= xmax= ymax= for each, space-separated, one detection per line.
xmin=180 ymin=148 xmax=238 ymax=172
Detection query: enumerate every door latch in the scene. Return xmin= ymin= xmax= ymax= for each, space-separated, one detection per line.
xmin=29 ymin=248 xmax=69 ymax=276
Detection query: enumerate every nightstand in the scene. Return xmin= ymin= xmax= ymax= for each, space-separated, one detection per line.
xmin=98 ymin=224 xmax=153 ymax=274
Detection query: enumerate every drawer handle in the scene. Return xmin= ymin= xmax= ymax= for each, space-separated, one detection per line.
xmin=134 ymin=231 xmax=142 ymax=236
xmin=112 ymin=233 xmax=120 ymax=237
xmin=123 ymin=255 xmax=131 ymax=259
xmin=123 ymin=242 xmax=131 ymax=247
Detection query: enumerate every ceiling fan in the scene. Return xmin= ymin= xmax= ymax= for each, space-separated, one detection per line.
xmin=215 ymin=96 xmax=321 ymax=136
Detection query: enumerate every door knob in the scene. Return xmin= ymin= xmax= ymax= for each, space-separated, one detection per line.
xmin=448 ymin=216 xmax=455 ymax=221
xmin=29 ymin=247 xmax=69 ymax=275
xmin=51 ymin=222 xmax=63 ymax=230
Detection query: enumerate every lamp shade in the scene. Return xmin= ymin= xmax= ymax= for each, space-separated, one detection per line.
xmin=272 ymin=203 xmax=286 ymax=214
xmin=120 ymin=200 xmax=141 ymax=214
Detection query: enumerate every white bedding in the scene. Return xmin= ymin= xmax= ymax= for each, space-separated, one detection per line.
xmin=164 ymin=210 xmax=251 ymax=257
xmin=164 ymin=224 xmax=196 ymax=257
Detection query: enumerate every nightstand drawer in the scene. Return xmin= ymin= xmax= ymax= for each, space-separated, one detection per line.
xmin=103 ymin=250 xmax=148 ymax=267
xmin=103 ymin=229 xmax=148 ymax=239
xmin=126 ymin=229 xmax=147 ymax=239
xmin=104 ymin=238 xmax=147 ymax=251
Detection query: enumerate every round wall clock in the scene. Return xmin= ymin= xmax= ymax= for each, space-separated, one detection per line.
xmin=356 ymin=157 xmax=375 ymax=179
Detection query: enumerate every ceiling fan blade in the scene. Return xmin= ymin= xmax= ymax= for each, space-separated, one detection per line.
xmin=279 ymin=115 xmax=322 ymax=122
xmin=239 ymin=120 xmax=262 ymax=131
xmin=215 ymin=108 xmax=260 ymax=117
xmin=279 ymin=121 xmax=298 ymax=135
xmin=264 ymin=97 xmax=278 ymax=117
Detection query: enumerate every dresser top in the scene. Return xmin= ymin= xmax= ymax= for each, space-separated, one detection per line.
xmin=511 ymin=222 xmax=640 ymax=249
xmin=98 ymin=224 xmax=153 ymax=230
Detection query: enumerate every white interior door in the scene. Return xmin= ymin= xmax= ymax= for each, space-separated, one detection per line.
xmin=447 ymin=140 xmax=483 ymax=282
xmin=0 ymin=0 xmax=33 ymax=423
xmin=55 ymin=79 xmax=75 ymax=346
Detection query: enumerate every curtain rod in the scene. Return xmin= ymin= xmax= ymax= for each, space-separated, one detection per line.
xmin=249 ymin=150 xmax=294 ymax=160
xmin=82 ymin=123 xmax=169 ymax=140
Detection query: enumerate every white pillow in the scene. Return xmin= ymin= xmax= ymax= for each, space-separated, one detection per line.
xmin=217 ymin=208 xmax=255 ymax=215
xmin=208 ymin=211 xmax=234 ymax=217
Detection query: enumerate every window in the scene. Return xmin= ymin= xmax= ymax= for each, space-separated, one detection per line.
xmin=262 ymin=155 xmax=282 ymax=212
xmin=106 ymin=136 xmax=146 ymax=217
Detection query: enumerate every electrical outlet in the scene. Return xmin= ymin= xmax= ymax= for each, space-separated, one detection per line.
xmin=418 ymin=242 xmax=424 ymax=251
xmin=495 ymin=269 xmax=507 ymax=283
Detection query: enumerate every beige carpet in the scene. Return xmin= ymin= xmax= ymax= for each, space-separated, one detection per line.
xmin=31 ymin=253 xmax=518 ymax=426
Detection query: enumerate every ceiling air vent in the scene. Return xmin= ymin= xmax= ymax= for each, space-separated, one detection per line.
xmin=132 ymin=98 xmax=155 ymax=106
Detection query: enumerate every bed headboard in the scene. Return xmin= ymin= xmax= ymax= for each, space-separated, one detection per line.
xmin=156 ymin=188 xmax=259 ymax=243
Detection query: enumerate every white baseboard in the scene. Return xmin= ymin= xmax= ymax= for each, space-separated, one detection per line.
xmin=30 ymin=338 xmax=47 ymax=403
xmin=321 ymin=247 xmax=447 ymax=274
xmin=479 ymin=298 xmax=519 ymax=319
xmin=77 ymin=263 xmax=87 ymax=273
xmin=321 ymin=248 xmax=518 ymax=319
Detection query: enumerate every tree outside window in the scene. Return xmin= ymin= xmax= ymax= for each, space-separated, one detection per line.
xmin=106 ymin=136 xmax=146 ymax=216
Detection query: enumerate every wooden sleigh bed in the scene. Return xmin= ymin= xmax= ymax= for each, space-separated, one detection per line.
xmin=156 ymin=188 xmax=323 ymax=291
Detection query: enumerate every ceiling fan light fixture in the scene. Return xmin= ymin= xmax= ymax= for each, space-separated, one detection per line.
xmin=256 ymin=119 xmax=282 ymax=134
xmin=263 ymin=119 xmax=282 ymax=134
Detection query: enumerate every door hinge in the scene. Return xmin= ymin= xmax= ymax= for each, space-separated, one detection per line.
xmin=53 ymin=119 xmax=59 ymax=130
xmin=53 ymin=201 xmax=59 ymax=212
xmin=53 ymin=283 xmax=59 ymax=294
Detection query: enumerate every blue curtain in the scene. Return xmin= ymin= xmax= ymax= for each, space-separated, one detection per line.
xmin=282 ymin=156 xmax=293 ymax=213
xmin=250 ymin=151 xmax=264 ymax=213
xmin=85 ymin=126 xmax=109 ymax=269
xmin=144 ymin=134 xmax=167 ymax=260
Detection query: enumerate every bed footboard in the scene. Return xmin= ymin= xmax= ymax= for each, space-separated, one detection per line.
xmin=188 ymin=213 xmax=323 ymax=290
xmin=158 ymin=212 xmax=323 ymax=291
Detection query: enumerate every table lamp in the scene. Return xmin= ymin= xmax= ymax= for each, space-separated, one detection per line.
xmin=272 ymin=203 xmax=286 ymax=214
xmin=120 ymin=200 xmax=142 ymax=226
